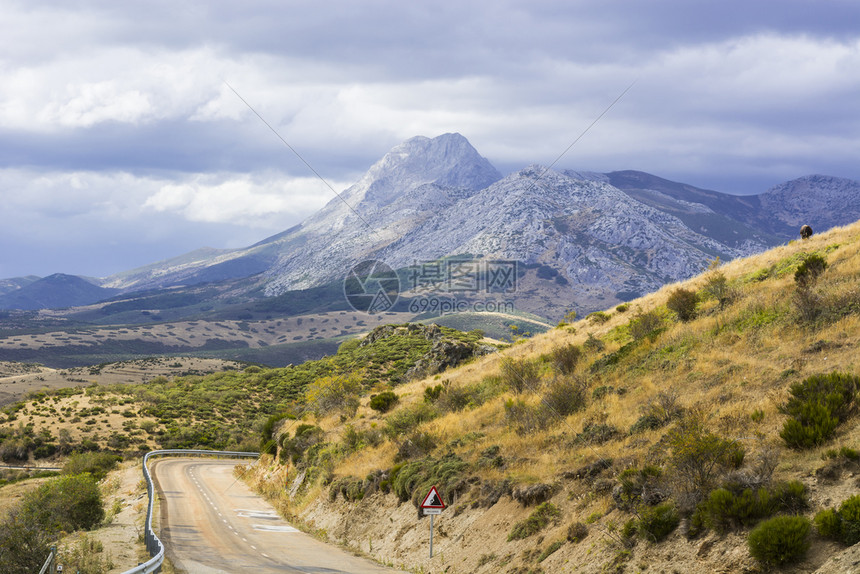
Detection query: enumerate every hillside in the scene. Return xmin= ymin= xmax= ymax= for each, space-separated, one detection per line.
xmin=1 ymin=220 xmax=859 ymax=573
xmin=239 ymin=219 xmax=859 ymax=573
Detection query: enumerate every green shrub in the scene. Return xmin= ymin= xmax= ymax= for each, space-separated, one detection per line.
xmin=369 ymin=391 xmax=399 ymax=413
xmin=384 ymin=401 xmax=438 ymax=439
xmin=538 ymin=540 xmax=564 ymax=562
xmin=780 ymin=372 xmax=859 ymax=449
xmin=637 ymin=502 xmax=679 ymax=542
xmin=280 ymin=424 xmax=324 ymax=464
xmin=814 ymin=508 xmax=842 ymax=539
xmin=794 ymin=253 xmax=827 ymax=289
xmin=628 ymin=311 xmax=665 ymax=341
xmin=703 ymin=270 xmax=734 ymax=309
xmin=62 ymin=452 xmax=120 ymax=481
xmin=587 ymin=311 xmax=610 ymax=324
xmin=666 ymin=288 xmax=698 ymax=322
xmin=508 ymin=502 xmax=561 ymax=540
xmin=747 ymin=516 xmax=811 ymax=567
xmin=20 ymin=474 xmax=104 ymax=533
xmin=389 ymin=453 xmax=469 ymax=508
xmin=815 ymin=494 xmax=860 ymax=546
xmin=693 ymin=480 xmax=807 ymax=533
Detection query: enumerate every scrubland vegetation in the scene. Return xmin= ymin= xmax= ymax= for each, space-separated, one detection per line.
xmin=1 ymin=222 xmax=860 ymax=572
xmin=243 ymin=223 xmax=860 ymax=573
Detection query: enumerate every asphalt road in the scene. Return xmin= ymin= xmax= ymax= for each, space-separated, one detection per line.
xmin=152 ymin=458 xmax=406 ymax=574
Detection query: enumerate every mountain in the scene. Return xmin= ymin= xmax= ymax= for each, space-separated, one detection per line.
xmin=0 ymin=274 xmax=118 ymax=310
xmin=758 ymin=174 xmax=860 ymax=233
xmin=0 ymin=276 xmax=40 ymax=297
xmin=4 ymin=134 xmax=860 ymax=320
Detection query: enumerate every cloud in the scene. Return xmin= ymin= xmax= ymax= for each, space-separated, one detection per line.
xmin=144 ymin=173 xmax=342 ymax=226
xmin=2 ymin=0 xmax=860 ymax=277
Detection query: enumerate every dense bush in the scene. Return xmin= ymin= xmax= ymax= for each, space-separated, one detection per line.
xmin=20 ymin=474 xmax=104 ymax=533
xmin=628 ymin=310 xmax=665 ymax=341
xmin=692 ymin=481 xmax=808 ymax=533
xmin=666 ymin=288 xmax=698 ymax=322
xmin=62 ymin=452 xmax=121 ymax=481
xmin=389 ymin=453 xmax=469 ymax=508
xmin=780 ymin=372 xmax=858 ymax=449
xmin=369 ymin=391 xmax=398 ymax=413
xmin=814 ymin=494 xmax=860 ymax=546
xmin=508 ymin=502 xmax=561 ymax=540
xmin=747 ymin=516 xmax=811 ymax=567
xmin=637 ymin=502 xmax=679 ymax=542
xmin=279 ymin=424 xmax=324 ymax=464
xmin=794 ymin=253 xmax=827 ymax=289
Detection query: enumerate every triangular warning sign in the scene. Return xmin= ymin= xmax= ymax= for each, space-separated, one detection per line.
xmin=420 ymin=486 xmax=446 ymax=509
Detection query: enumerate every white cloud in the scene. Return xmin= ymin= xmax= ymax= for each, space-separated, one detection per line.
xmin=144 ymin=174 xmax=340 ymax=225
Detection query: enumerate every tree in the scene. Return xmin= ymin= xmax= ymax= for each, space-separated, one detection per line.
xmin=304 ymin=373 xmax=363 ymax=419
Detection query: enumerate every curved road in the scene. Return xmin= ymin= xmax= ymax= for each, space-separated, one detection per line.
xmin=152 ymin=458 xmax=406 ymax=574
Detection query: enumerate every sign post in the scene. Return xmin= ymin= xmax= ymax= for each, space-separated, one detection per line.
xmin=420 ymin=486 xmax=446 ymax=558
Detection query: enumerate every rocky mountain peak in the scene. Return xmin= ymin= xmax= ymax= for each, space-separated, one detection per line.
xmin=343 ymin=133 xmax=502 ymax=210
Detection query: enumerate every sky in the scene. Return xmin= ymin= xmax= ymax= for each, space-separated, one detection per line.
xmin=2 ymin=0 xmax=859 ymax=279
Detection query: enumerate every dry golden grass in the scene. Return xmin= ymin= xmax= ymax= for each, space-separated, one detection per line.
xmin=324 ymin=220 xmax=860 ymax=491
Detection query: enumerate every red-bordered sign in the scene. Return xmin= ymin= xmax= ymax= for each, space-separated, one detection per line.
xmin=420 ymin=486 xmax=446 ymax=509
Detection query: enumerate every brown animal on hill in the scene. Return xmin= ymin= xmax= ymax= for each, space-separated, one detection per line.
xmin=800 ymin=225 xmax=813 ymax=239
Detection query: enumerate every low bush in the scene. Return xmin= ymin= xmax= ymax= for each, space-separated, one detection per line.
xmin=500 ymin=358 xmax=541 ymax=393
xmin=508 ymin=502 xmax=561 ymax=540
xmin=814 ymin=494 xmax=860 ymax=546
xmin=384 ymin=402 xmax=438 ymax=439
xmin=667 ymin=288 xmax=698 ymax=322
xmin=692 ymin=480 xmax=807 ymax=534
xmin=575 ymin=422 xmax=621 ymax=445
xmin=667 ymin=412 xmax=745 ymax=509
xmin=62 ymin=452 xmax=121 ymax=481
xmin=567 ymin=521 xmax=588 ymax=543
xmin=747 ymin=515 xmax=811 ymax=567
xmin=628 ymin=310 xmax=665 ymax=341
xmin=280 ymin=424 xmax=325 ymax=464
xmin=780 ymin=372 xmax=859 ymax=449
xmin=637 ymin=502 xmax=679 ymax=542
xmin=538 ymin=539 xmax=564 ymax=562
xmin=614 ymin=465 xmax=666 ymax=509
xmin=548 ymin=344 xmax=582 ymax=375
xmin=369 ymin=391 xmax=398 ymax=413
xmin=541 ymin=376 xmax=587 ymax=417
xmin=587 ymin=311 xmax=610 ymax=324
xmin=389 ymin=453 xmax=469 ymax=508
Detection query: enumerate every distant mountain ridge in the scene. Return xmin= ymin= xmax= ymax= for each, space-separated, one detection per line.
xmin=3 ymin=133 xmax=860 ymax=317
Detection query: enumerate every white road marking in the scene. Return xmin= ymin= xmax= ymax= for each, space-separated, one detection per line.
xmin=252 ymin=524 xmax=300 ymax=533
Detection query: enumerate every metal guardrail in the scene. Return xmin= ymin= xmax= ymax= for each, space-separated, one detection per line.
xmin=37 ymin=546 xmax=55 ymax=574
xmin=119 ymin=449 xmax=260 ymax=574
